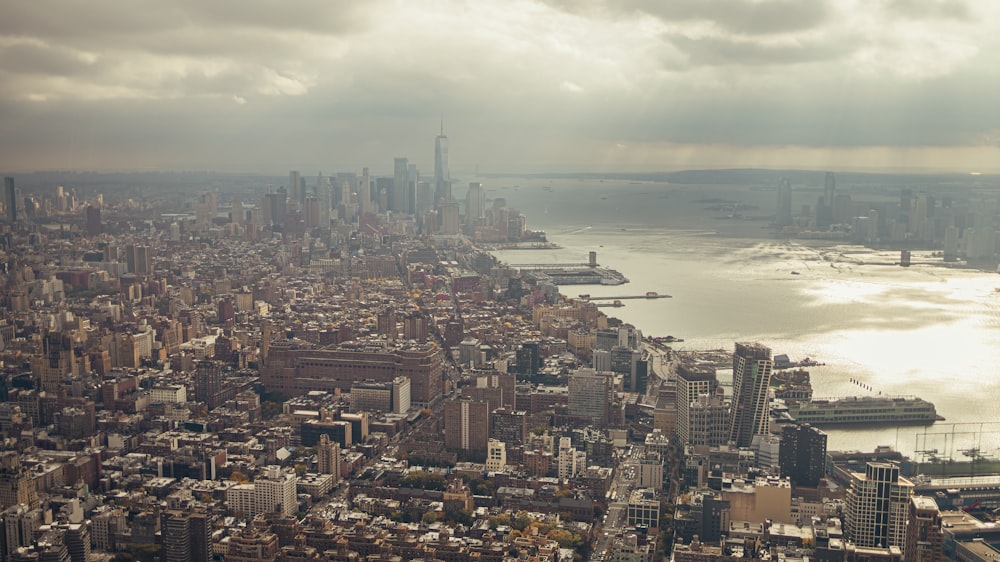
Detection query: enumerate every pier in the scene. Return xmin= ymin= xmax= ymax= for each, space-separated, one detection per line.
xmin=506 ymin=250 xmax=629 ymax=286
xmin=509 ymin=262 xmax=591 ymax=270
xmin=586 ymin=294 xmax=672 ymax=300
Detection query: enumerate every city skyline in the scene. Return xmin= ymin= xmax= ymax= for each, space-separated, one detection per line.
xmin=2 ymin=1 xmax=1000 ymax=173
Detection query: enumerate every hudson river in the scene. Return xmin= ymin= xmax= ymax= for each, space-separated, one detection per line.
xmin=491 ymin=176 xmax=1000 ymax=459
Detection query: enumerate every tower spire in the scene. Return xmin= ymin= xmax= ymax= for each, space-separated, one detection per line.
xmin=440 ymin=113 xmax=444 ymax=136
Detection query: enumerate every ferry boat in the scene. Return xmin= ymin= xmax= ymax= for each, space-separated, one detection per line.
xmin=785 ymin=395 xmax=943 ymax=426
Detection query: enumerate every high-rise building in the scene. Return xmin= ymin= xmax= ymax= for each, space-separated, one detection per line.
xmin=407 ymin=163 xmax=420 ymax=215
xmin=610 ymin=346 xmax=641 ymax=392
xmin=568 ymin=368 xmax=612 ymax=426
xmin=392 ymin=157 xmax=409 ymax=213
xmin=904 ymin=496 xmax=944 ymax=562
xmin=816 ymin=171 xmax=837 ymax=228
xmin=776 ymin=177 xmax=792 ymax=227
xmin=486 ymin=439 xmax=506 ymax=472
xmin=845 ymin=462 xmax=913 ymax=549
xmin=265 ymin=191 xmax=286 ymax=226
xmin=32 ymin=332 xmax=76 ymax=394
xmin=289 ymin=170 xmax=301 ymax=207
xmin=434 ymin=122 xmax=451 ymax=205
xmin=444 ymin=396 xmax=489 ymax=453
xmin=439 ymin=202 xmax=460 ymax=234
xmin=688 ymin=389 xmax=729 ymax=448
xmin=475 ymin=372 xmax=516 ymax=409
xmin=779 ymin=423 xmax=827 ymax=487
xmin=465 ymin=182 xmax=484 ymax=227
xmin=359 ymin=167 xmax=372 ymax=217
xmin=316 ymin=434 xmax=341 ymax=479
xmin=161 ymin=510 xmax=191 ymax=562
xmin=824 ymin=171 xmax=836 ymax=209
xmin=316 ymin=173 xmax=331 ymax=227
xmin=349 ymin=376 xmax=410 ymax=414
xmin=728 ymin=342 xmax=773 ymax=448
xmin=557 ymin=436 xmax=585 ymax=480
xmin=675 ymin=365 xmax=716 ymax=445
xmin=231 ymin=197 xmax=244 ymax=225
xmin=194 ymin=360 xmax=223 ymax=409
xmin=3 ymin=178 xmax=15 ymax=223
xmin=491 ymin=407 xmax=527 ymax=445
xmin=1 ymin=504 xmax=43 ymax=560
xmin=90 ymin=507 xmax=126 ymax=552
xmin=62 ymin=523 xmax=91 ymax=562
xmin=254 ymin=466 xmax=298 ymax=517
xmin=85 ymin=205 xmax=102 ymax=235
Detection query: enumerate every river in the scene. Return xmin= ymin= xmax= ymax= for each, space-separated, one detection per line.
xmin=488 ymin=176 xmax=1000 ymax=458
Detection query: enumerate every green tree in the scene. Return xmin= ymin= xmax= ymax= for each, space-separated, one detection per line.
xmin=422 ymin=511 xmax=444 ymax=524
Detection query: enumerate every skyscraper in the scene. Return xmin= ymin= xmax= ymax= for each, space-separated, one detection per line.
xmin=568 ymin=368 xmax=612 ymax=426
xmin=728 ymin=342 xmax=773 ymax=447
xmin=776 ymin=177 xmax=792 ymax=227
xmin=434 ymin=121 xmax=450 ymax=205
xmin=444 ymin=396 xmax=489 ymax=453
xmin=161 ymin=509 xmax=211 ymax=562
xmin=778 ymin=423 xmax=827 ymax=487
xmin=824 ymin=171 xmax=836 ymax=209
xmin=392 ymin=157 xmax=409 ymax=213
xmin=408 ymin=163 xmax=420 ymax=215
xmin=316 ymin=434 xmax=341 ymax=479
xmin=904 ymin=496 xmax=944 ymax=562
xmin=254 ymin=466 xmax=298 ymax=516
xmin=845 ymin=462 xmax=913 ymax=549
xmin=465 ymin=182 xmax=484 ymax=228
xmin=688 ymin=389 xmax=729 ymax=447
xmin=288 ymin=170 xmax=302 ymax=208
xmin=359 ymin=167 xmax=372 ymax=217
xmin=85 ymin=205 xmax=103 ymax=235
xmin=816 ymin=171 xmax=836 ymax=228
xmin=194 ymin=360 xmax=222 ymax=409
xmin=0 ymin=452 xmax=39 ymax=511
xmin=316 ymin=173 xmax=331 ymax=227
xmin=4 ymin=178 xmax=16 ymax=223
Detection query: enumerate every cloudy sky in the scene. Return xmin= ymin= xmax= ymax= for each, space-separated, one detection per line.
xmin=2 ymin=0 xmax=999 ymax=174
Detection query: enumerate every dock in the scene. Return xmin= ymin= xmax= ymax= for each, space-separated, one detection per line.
xmin=586 ymin=294 xmax=672 ymax=300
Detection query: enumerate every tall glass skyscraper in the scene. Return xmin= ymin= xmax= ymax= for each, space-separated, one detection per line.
xmin=728 ymin=342 xmax=773 ymax=447
xmin=434 ymin=122 xmax=450 ymax=205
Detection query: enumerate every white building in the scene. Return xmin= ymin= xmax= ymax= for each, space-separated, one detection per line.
xmin=225 ymin=466 xmax=298 ymax=519
xmin=627 ymin=489 xmax=660 ymax=529
xmin=486 ymin=439 xmax=506 ymax=472
xmin=254 ymin=466 xmax=298 ymax=517
xmin=557 ymin=437 xmax=586 ymax=480
xmin=845 ymin=462 xmax=913 ymax=548
xmin=150 ymin=384 xmax=187 ymax=404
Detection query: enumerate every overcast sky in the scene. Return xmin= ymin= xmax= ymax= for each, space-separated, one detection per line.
xmin=2 ymin=0 xmax=999 ymax=174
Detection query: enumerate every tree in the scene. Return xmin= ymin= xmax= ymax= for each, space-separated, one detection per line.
xmin=448 ymin=508 xmax=473 ymax=526
xmin=547 ymin=529 xmax=583 ymax=549
xmin=261 ymin=401 xmax=283 ymax=420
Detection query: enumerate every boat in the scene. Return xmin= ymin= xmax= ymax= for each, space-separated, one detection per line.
xmin=791 ymin=271 xmax=800 ymax=275
xmin=645 ymin=291 xmax=658 ymax=297
xmin=785 ymin=395 xmax=943 ymax=426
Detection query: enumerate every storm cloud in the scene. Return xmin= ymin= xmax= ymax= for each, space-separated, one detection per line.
xmin=1 ymin=0 xmax=999 ymax=173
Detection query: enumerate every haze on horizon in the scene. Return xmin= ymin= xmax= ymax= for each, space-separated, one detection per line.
xmin=2 ymin=0 xmax=1000 ymax=175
